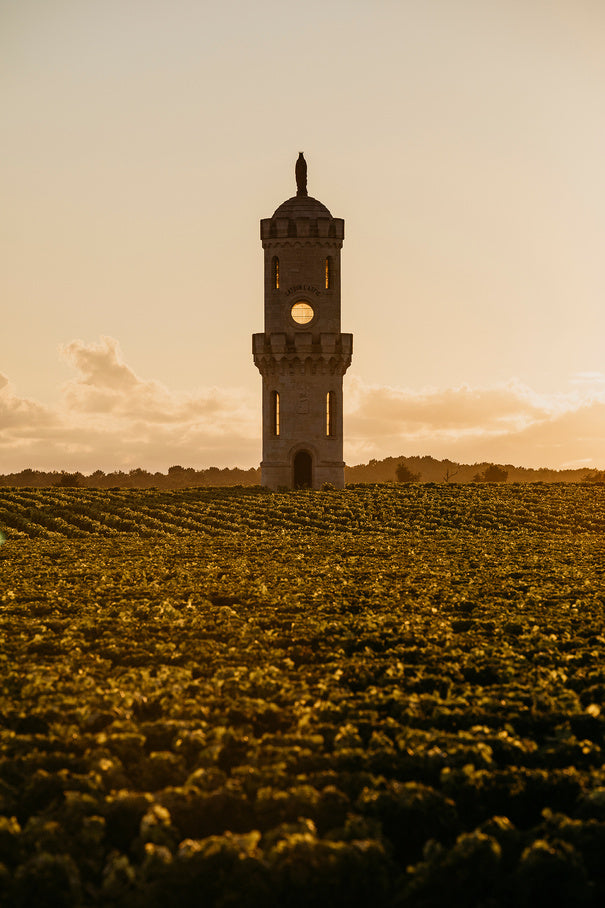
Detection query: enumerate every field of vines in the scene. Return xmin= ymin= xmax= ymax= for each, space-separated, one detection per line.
xmin=1 ymin=483 xmax=605 ymax=907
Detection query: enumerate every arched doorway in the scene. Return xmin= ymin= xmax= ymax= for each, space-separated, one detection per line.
xmin=293 ymin=450 xmax=313 ymax=489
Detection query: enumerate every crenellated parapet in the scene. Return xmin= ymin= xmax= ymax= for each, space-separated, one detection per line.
xmin=253 ymin=332 xmax=352 ymax=377
xmin=261 ymin=214 xmax=344 ymax=245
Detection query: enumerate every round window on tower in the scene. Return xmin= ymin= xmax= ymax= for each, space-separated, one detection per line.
xmin=291 ymin=301 xmax=314 ymax=325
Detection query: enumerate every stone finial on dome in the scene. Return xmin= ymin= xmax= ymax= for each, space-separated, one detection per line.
xmin=295 ymin=152 xmax=308 ymax=197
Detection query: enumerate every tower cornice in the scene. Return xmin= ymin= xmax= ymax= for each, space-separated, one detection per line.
xmin=261 ymin=237 xmax=344 ymax=251
xmin=253 ymin=352 xmax=352 ymax=378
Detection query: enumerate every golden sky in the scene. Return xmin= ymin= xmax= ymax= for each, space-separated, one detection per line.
xmin=2 ymin=0 xmax=605 ymax=471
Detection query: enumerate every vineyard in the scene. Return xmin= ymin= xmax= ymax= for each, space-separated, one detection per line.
xmin=2 ymin=482 xmax=605 ymax=539
xmin=1 ymin=484 xmax=605 ymax=906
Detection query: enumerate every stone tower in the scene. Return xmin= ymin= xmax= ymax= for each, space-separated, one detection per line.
xmin=253 ymin=153 xmax=353 ymax=490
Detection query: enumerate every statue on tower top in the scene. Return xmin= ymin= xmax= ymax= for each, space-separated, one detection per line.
xmin=295 ymin=152 xmax=308 ymax=197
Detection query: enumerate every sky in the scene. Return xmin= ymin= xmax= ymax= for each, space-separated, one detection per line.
xmin=2 ymin=0 xmax=605 ymax=472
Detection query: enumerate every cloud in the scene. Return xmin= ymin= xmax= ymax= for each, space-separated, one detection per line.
xmin=0 ymin=373 xmax=55 ymax=432
xmin=569 ymin=371 xmax=605 ymax=389
xmin=1 ymin=339 xmax=604 ymax=473
xmin=343 ymin=377 xmax=605 ymax=469
xmin=345 ymin=377 xmax=558 ymax=436
xmin=0 ymin=338 xmax=259 ymax=472
xmin=60 ymin=337 xmax=246 ymax=429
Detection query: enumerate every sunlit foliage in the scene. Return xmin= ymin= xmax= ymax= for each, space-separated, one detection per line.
xmin=1 ymin=485 xmax=605 ymax=905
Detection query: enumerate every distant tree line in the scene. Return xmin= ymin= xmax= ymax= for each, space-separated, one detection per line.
xmin=351 ymin=455 xmax=598 ymax=485
xmin=393 ymin=461 xmax=509 ymax=484
xmin=0 ymin=456 xmax=601 ymax=488
xmin=0 ymin=465 xmax=261 ymax=489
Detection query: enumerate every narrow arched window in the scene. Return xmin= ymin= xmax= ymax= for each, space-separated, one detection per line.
xmin=271 ymin=390 xmax=280 ymax=436
xmin=271 ymin=256 xmax=279 ymax=289
xmin=326 ymin=391 xmax=334 ymax=436
xmin=325 ymin=256 xmax=332 ymax=290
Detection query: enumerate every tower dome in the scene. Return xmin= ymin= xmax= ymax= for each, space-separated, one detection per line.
xmin=271 ymin=195 xmax=332 ymax=220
